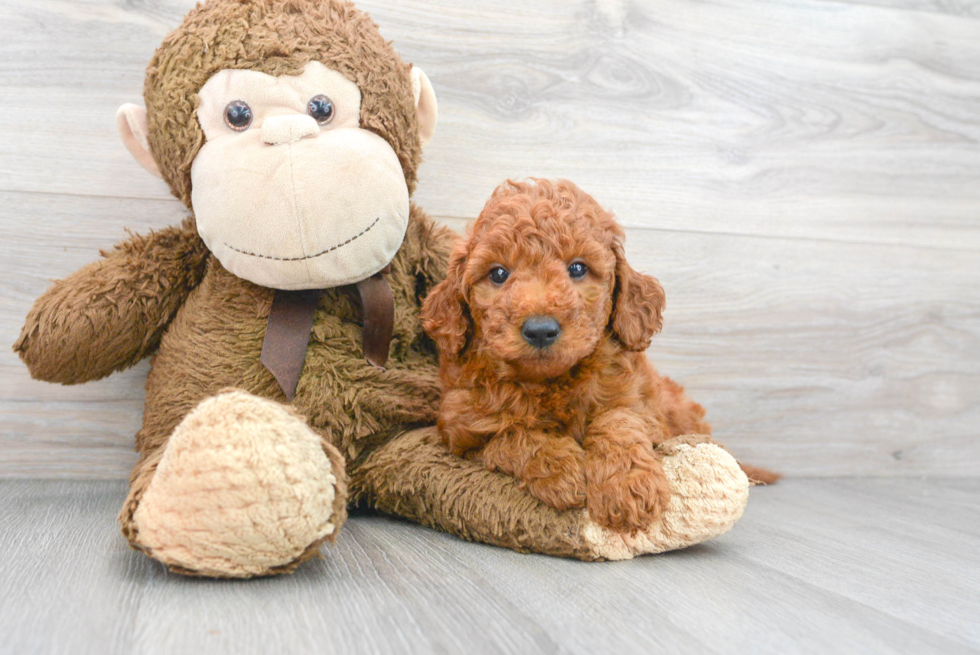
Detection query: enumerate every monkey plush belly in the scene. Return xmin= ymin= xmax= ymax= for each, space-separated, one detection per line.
xmin=136 ymin=255 xmax=440 ymax=463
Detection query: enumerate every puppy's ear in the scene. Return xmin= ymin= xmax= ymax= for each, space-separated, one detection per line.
xmin=610 ymin=242 xmax=666 ymax=351
xmin=421 ymin=250 xmax=471 ymax=359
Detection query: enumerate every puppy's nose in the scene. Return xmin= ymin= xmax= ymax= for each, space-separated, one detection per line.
xmin=522 ymin=316 xmax=561 ymax=349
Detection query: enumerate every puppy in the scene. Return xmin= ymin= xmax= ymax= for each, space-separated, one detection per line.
xmin=422 ymin=179 xmax=747 ymax=533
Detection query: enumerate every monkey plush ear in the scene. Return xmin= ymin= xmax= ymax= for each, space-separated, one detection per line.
xmin=411 ymin=67 xmax=438 ymax=149
xmin=115 ymin=104 xmax=162 ymax=178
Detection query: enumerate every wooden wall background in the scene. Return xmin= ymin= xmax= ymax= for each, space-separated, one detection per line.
xmin=0 ymin=0 xmax=978 ymax=479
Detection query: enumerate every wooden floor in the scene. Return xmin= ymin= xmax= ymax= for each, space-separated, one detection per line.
xmin=1 ymin=478 xmax=977 ymax=655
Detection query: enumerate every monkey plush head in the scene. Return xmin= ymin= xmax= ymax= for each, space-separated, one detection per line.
xmin=115 ymin=0 xmax=438 ymax=290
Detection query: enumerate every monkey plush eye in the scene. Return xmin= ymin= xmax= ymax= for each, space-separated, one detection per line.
xmin=488 ymin=266 xmax=509 ymax=284
xmin=307 ymin=95 xmax=335 ymax=125
xmin=568 ymin=262 xmax=588 ymax=279
xmin=223 ymin=101 xmax=253 ymax=131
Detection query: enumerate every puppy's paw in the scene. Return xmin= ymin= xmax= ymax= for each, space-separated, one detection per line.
xmin=580 ymin=440 xmax=749 ymax=560
xmin=586 ymin=447 xmax=671 ymax=533
xmin=527 ymin=473 xmax=588 ymax=511
xmin=524 ymin=443 xmax=588 ymax=511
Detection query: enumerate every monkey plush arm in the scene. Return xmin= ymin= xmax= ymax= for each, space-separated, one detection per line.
xmin=14 ymin=218 xmax=209 ymax=384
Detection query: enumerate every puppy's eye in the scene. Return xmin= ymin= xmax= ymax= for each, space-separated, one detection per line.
xmin=568 ymin=262 xmax=588 ymax=279
xmin=307 ymin=94 xmax=335 ymax=125
xmin=488 ymin=266 xmax=510 ymax=284
xmin=224 ymin=101 xmax=253 ymax=131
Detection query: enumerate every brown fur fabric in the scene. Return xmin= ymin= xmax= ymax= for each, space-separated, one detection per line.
xmin=422 ymin=179 xmax=749 ymax=532
xmin=13 ymin=0 xmax=460 ymax=576
xmin=14 ymin=219 xmax=209 ymax=384
xmin=144 ymin=0 xmax=423 ymax=207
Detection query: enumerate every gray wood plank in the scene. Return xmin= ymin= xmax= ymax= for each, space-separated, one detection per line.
xmin=4 ymin=201 xmax=978 ymax=478
xmin=343 ymin=507 xmax=979 ymax=655
xmin=1 ymin=479 xmax=977 ymax=655
xmin=131 ymin=523 xmax=568 ymax=655
xmin=824 ymin=0 xmax=980 ymax=17
xmin=2 ymin=0 xmax=980 ymax=478
xmin=0 ymin=0 xmax=978 ymax=249
xmin=726 ymin=479 xmax=980 ymax=648
xmin=0 ymin=480 xmax=151 ymax=655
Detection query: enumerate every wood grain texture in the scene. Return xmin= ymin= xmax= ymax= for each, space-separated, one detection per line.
xmin=1 ymin=479 xmax=978 ymax=655
xmin=1 ymin=0 xmax=979 ymax=478
xmin=2 ymin=0 xmax=979 ymax=247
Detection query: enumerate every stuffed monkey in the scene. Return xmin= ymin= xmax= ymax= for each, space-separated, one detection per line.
xmin=15 ymin=0 xmax=750 ymax=577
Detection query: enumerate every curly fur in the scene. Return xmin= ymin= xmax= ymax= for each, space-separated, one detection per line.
xmin=421 ymin=179 xmax=718 ymax=532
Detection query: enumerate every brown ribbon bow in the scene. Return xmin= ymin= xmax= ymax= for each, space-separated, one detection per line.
xmin=260 ymin=270 xmax=394 ymax=400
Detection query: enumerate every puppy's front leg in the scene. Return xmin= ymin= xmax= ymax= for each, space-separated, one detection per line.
xmin=437 ymin=388 xmax=502 ymax=457
xmin=478 ymin=431 xmax=587 ymax=511
xmin=583 ymin=408 xmax=672 ymax=533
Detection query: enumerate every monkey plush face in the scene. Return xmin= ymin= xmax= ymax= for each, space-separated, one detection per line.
xmin=114 ymin=0 xmax=437 ymax=290
xmin=189 ymin=62 xmax=410 ymax=289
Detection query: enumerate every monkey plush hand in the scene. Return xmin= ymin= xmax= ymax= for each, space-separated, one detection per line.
xmin=15 ymin=0 xmax=748 ymax=577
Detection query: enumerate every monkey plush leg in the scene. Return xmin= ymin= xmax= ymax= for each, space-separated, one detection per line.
xmin=350 ymin=428 xmax=748 ymax=561
xmin=118 ymin=390 xmax=347 ymax=577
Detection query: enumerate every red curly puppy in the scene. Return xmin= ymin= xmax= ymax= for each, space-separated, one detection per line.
xmin=422 ymin=179 xmax=747 ymax=533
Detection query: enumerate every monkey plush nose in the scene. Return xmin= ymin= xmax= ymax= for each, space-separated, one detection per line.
xmin=521 ymin=316 xmax=561 ymax=349
xmin=261 ymin=114 xmax=320 ymax=145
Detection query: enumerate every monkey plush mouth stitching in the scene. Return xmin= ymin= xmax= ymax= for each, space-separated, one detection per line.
xmin=222 ymin=216 xmax=381 ymax=262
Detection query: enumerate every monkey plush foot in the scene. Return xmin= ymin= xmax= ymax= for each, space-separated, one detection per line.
xmin=124 ymin=390 xmax=346 ymax=577
xmin=579 ymin=435 xmax=748 ymax=560
xmin=352 ymin=428 xmax=748 ymax=561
